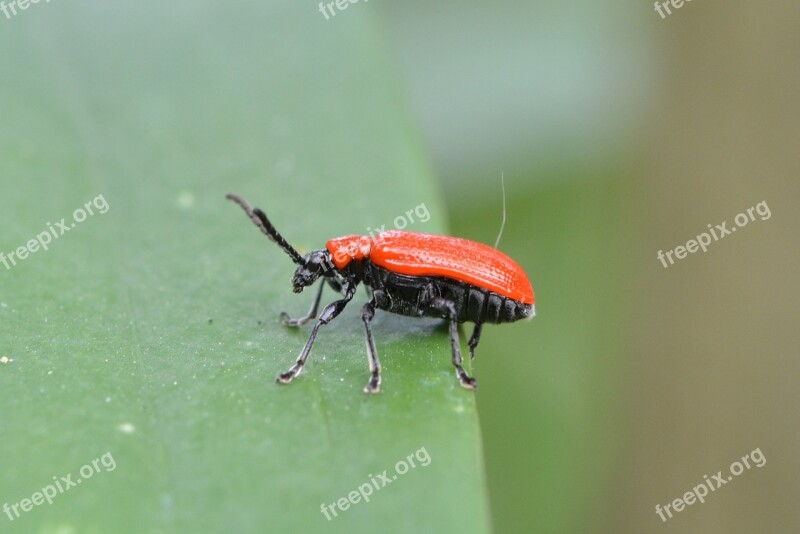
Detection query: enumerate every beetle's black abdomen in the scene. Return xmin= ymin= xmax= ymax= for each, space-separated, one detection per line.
xmin=365 ymin=264 xmax=533 ymax=324
xmin=462 ymin=285 xmax=534 ymax=324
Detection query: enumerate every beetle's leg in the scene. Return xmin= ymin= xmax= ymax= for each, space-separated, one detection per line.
xmin=280 ymin=281 xmax=325 ymax=327
xmin=468 ymin=323 xmax=483 ymax=360
xmin=361 ymin=299 xmax=382 ymax=394
xmin=277 ymin=282 xmax=356 ymax=384
xmin=431 ymin=297 xmax=478 ymax=390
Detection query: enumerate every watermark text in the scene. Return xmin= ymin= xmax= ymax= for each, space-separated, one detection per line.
xmin=1 ymin=194 xmax=110 ymax=271
xmin=3 ymin=451 xmax=117 ymax=522
xmin=655 ymin=447 xmax=766 ymax=522
xmin=1 ymin=0 xmax=54 ymax=21
xmin=320 ymin=446 xmax=431 ymax=520
xmin=318 ymin=0 xmax=370 ymax=21
xmin=654 ymin=0 xmax=695 ymax=20
xmin=657 ymin=200 xmax=771 ymax=268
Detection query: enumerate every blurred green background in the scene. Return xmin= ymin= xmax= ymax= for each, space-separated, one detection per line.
xmin=2 ymin=0 xmax=798 ymax=533
xmin=379 ymin=1 xmax=799 ymax=533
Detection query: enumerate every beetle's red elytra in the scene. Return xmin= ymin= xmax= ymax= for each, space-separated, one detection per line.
xmin=327 ymin=231 xmax=534 ymax=305
xmin=227 ymin=193 xmax=536 ymax=394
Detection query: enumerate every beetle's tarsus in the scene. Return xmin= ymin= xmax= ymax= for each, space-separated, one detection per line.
xmin=280 ymin=311 xmax=311 ymax=328
xmin=457 ymin=371 xmax=478 ymax=390
xmin=363 ymin=374 xmax=381 ymax=394
xmin=276 ymin=365 xmax=302 ymax=384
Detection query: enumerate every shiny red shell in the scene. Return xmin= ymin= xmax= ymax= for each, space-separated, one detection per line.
xmin=326 ymin=230 xmax=535 ymax=305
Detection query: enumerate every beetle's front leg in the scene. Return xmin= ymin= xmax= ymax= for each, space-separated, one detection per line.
xmin=279 ymin=277 xmax=345 ymax=327
xmin=280 ymin=282 xmax=325 ymax=327
xmin=277 ymin=282 xmax=356 ymax=384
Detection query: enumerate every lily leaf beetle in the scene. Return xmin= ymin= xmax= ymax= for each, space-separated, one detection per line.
xmin=226 ymin=193 xmax=535 ymax=393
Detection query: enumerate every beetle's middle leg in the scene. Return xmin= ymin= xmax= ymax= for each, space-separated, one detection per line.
xmin=431 ymin=297 xmax=478 ymax=390
xmin=361 ymin=298 xmax=382 ymax=394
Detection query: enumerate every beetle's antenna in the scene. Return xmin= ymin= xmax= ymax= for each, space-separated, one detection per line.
xmin=226 ymin=193 xmax=305 ymax=266
xmin=493 ymin=172 xmax=507 ymax=249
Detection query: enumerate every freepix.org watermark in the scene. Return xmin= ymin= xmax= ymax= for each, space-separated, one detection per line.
xmin=3 ymin=452 xmax=117 ymax=523
xmin=318 ymin=0 xmax=369 ymax=21
xmin=0 ymin=0 xmax=53 ymax=20
xmin=654 ymin=447 xmax=766 ymax=522
xmin=320 ymin=446 xmax=432 ymax=521
xmin=653 ymin=0 xmax=695 ymax=19
xmin=657 ymin=200 xmax=771 ymax=268
xmin=364 ymin=202 xmax=430 ymax=239
xmin=327 ymin=202 xmax=430 ymax=269
xmin=0 ymin=194 xmax=110 ymax=271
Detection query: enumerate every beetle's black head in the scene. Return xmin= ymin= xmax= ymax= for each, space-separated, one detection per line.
xmin=292 ymin=250 xmax=334 ymax=293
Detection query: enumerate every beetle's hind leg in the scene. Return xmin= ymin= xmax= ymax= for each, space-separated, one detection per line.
xmin=280 ymin=281 xmax=325 ymax=327
xmin=431 ymin=297 xmax=478 ymax=390
xmin=361 ymin=299 xmax=382 ymax=394
xmin=468 ymin=323 xmax=483 ymax=360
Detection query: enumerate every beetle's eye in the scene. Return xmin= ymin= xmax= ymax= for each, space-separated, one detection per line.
xmin=304 ymin=251 xmax=327 ymax=273
xmin=307 ymin=260 xmax=320 ymax=273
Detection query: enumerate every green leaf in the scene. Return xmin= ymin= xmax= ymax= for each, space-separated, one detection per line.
xmin=0 ymin=2 xmax=490 ymax=533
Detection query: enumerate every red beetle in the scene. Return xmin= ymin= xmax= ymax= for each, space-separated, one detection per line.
xmin=227 ymin=193 xmax=535 ymax=393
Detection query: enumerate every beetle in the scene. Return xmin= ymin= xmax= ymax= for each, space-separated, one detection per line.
xmin=226 ymin=193 xmax=535 ymax=393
